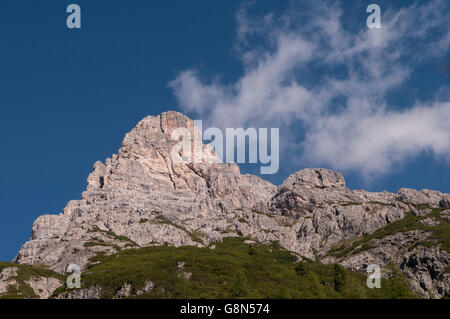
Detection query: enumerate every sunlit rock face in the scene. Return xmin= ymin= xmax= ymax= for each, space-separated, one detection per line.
xmin=12 ymin=111 xmax=450 ymax=298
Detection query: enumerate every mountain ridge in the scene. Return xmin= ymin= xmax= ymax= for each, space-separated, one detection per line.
xmin=2 ymin=111 xmax=450 ymax=298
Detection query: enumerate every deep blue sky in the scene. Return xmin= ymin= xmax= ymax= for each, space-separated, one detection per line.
xmin=1 ymin=0 xmax=449 ymax=261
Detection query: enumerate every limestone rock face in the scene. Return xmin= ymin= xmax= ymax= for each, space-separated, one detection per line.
xmin=0 ymin=267 xmax=18 ymax=295
xmin=14 ymin=112 xmax=276 ymax=273
xmin=397 ymin=188 xmax=444 ymax=205
xmin=281 ymin=168 xmax=347 ymax=190
xmin=0 ymin=265 xmax=62 ymax=299
xmin=25 ymin=276 xmax=62 ymax=299
xmin=10 ymin=111 xmax=450 ymax=299
xmin=271 ymin=168 xmax=360 ymax=218
xmin=440 ymin=196 xmax=450 ymax=208
xmin=327 ymin=231 xmax=450 ymax=298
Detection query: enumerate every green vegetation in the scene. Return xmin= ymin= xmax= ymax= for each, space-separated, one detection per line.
xmin=83 ymin=240 xmax=122 ymax=251
xmin=367 ymin=201 xmax=391 ymax=206
xmin=407 ymin=240 xmax=435 ymax=252
xmin=410 ymin=203 xmax=431 ymax=210
xmin=339 ymin=202 xmax=362 ymax=207
xmin=249 ymin=210 xmax=297 ymax=228
xmin=58 ymin=238 xmax=415 ymax=299
xmin=445 ymin=265 xmax=450 ymax=274
xmin=251 ymin=209 xmax=269 ymax=216
xmin=8 ymin=203 xmax=449 ymax=299
xmin=154 ymin=215 xmax=203 ymax=244
xmin=88 ymin=226 xmax=139 ymax=247
xmin=327 ymin=207 xmax=450 ymax=259
xmin=0 ymin=262 xmax=64 ymax=299
xmin=428 ymin=217 xmax=450 ymax=253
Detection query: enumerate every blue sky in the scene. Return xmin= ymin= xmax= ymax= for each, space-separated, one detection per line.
xmin=0 ymin=0 xmax=449 ymax=261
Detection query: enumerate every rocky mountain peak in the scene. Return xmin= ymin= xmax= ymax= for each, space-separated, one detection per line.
xmin=14 ymin=111 xmax=276 ymax=273
xmin=9 ymin=111 xmax=450 ymax=299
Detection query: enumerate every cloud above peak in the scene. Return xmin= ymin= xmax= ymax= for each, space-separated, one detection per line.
xmin=169 ymin=0 xmax=450 ymax=179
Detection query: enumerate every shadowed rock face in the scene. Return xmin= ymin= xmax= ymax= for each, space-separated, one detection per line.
xmin=11 ymin=111 xmax=450 ymax=298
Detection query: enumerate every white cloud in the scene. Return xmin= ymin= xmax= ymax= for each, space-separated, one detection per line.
xmin=304 ymin=102 xmax=450 ymax=178
xmin=169 ymin=0 xmax=450 ymax=178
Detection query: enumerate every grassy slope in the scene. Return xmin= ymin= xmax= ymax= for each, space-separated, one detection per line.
xmin=8 ymin=205 xmax=447 ymax=299
xmin=54 ymin=238 xmax=415 ymax=299
xmin=326 ymin=207 xmax=450 ymax=259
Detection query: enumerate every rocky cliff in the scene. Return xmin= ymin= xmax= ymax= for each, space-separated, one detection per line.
xmin=4 ymin=111 xmax=450 ymax=298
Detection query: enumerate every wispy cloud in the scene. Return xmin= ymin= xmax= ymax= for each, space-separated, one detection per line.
xmin=169 ymin=0 xmax=450 ymax=179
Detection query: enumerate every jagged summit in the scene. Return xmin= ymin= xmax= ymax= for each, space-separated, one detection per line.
xmin=9 ymin=111 xmax=450 ymax=298
xmin=14 ymin=111 xmax=276 ymax=272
